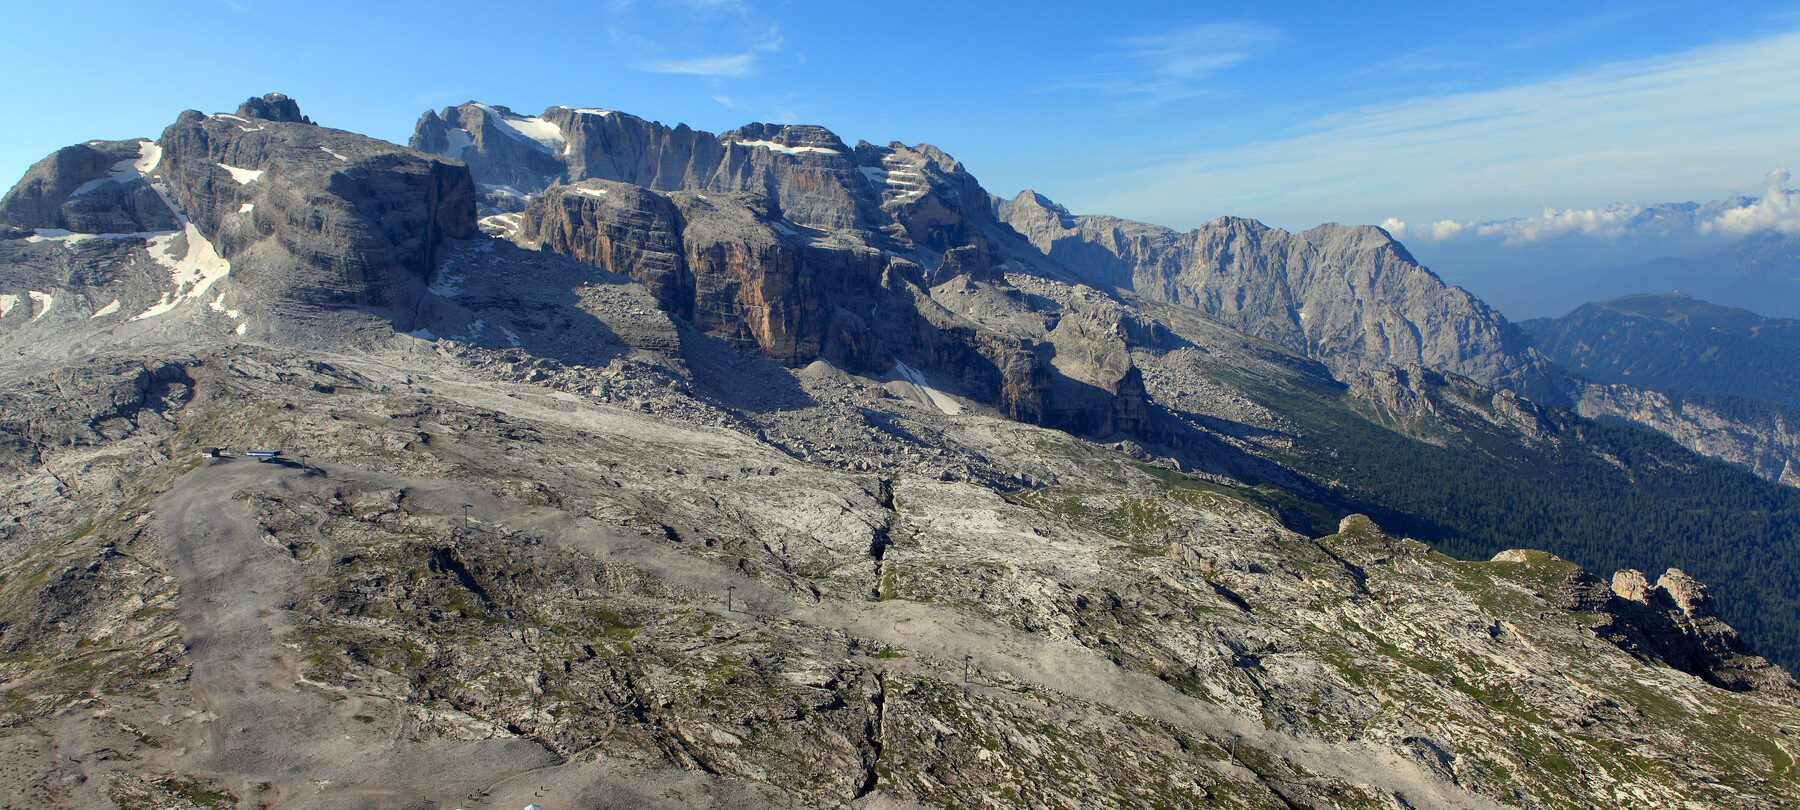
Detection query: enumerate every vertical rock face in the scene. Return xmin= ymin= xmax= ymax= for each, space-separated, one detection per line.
xmin=518 ymin=182 xmax=692 ymax=318
xmin=411 ymin=102 xmax=1003 ymax=249
xmin=1573 ymin=382 xmax=1800 ymax=486
xmin=512 ymin=179 xmax=1072 ymax=427
xmin=417 ymin=103 xmax=1179 ymax=439
xmin=157 ymin=102 xmax=477 ymax=311
xmin=413 ymin=104 xmax=568 ymax=201
xmin=996 ymin=190 xmax=1564 ymax=402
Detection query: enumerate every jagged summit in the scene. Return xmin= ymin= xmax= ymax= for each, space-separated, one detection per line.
xmin=997 ymin=187 xmax=1561 ymax=400
xmin=235 ymin=92 xmax=312 ymax=124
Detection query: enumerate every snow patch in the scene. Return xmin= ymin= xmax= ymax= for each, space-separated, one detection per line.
xmin=440 ymin=127 xmax=473 ymax=160
xmin=218 ymin=164 xmax=264 ymax=185
xmin=29 ymin=228 xmax=173 ymax=244
xmin=129 ymin=223 xmax=232 ymax=321
xmin=238 ymin=203 xmax=254 ymax=213
xmin=569 ymin=108 xmax=614 ymax=116
xmin=473 ymin=103 xmax=567 ymax=154
xmin=427 ymin=267 xmax=465 ymax=298
xmin=27 ymin=292 xmax=53 ymax=322
xmin=69 ymin=140 xmax=162 ymax=197
xmin=497 ymin=324 xmax=521 ymax=347
xmin=208 ymin=113 xmax=262 ymax=132
xmin=235 ymin=322 xmax=247 ymax=336
xmin=91 ymin=299 xmax=121 ymax=318
xmin=133 ymin=141 xmax=163 ymax=175
xmin=0 ymin=295 xmax=15 ymax=318
xmin=480 ymin=183 xmax=530 ymax=200
xmin=407 ymin=328 xmax=437 ymax=340
xmin=478 ymin=213 xmax=524 ymax=239
xmin=319 ymin=147 xmax=350 ymax=162
xmin=730 ymin=139 xmax=843 ymax=156
xmin=859 ymin=166 xmax=920 ymax=189
xmin=893 ymin=362 xmax=963 ymax=415
xmin=133 ymin=293 xmax=178 ymax=321
xmin=572 ymin=187 xmax=608 ymax=198
xmin=210 ymin=292 xmax=228 ymax=312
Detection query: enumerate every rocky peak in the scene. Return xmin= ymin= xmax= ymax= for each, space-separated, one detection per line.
xmin=235 ymin=93 xmax=311 ymax=125
xmin=1297 ymin=221 xmax=1418 ymax=263
xmin=995 ymin=190 xmax=1566 ymax=402
xmin=1610 ymin=568 xmax=1655 ymax=602
xmin=994 ymin=190 xmax=1077 ymax=237
xmin=1656 ymin=568 xmax=1713 ymax=616
xmin=722 ymin=123 xmax=849 ymax=153
xmin=151 ymin=107 xmax=476 ymax=316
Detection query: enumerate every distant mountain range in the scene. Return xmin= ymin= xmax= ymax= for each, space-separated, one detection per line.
xmin=1523 ymin=291 xmax=1800 ymax=410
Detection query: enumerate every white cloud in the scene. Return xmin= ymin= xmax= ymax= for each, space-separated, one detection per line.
xmin=1082 ymin=29 xmax=1800 ymax=231
xmin=1703 ymin=167 xmax=1799 ymax=235
xmin=712 ymin=94 xmax=741 ymax=109
xmin=642 ymin=53 xmax=755 ymax=76
xmin=610 ymin=0 xmax=782 ymax=78
xmin=1383 ymin=218 xmax=1468 ymax=241
xmin=1387 ymin=166 xmax=1796 ymax=245
xmin=1060 ymin=22 xmax=1279 ymax=104
xmin=1474 ymin=203 xmax=1648 ymax=243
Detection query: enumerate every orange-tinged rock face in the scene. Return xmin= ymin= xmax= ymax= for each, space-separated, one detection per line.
xmin=1611 ymin=568 xmax=1654 ymax=603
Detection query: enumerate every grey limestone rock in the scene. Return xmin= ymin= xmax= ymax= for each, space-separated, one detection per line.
xmin=155 ymin=105 xmax=476 ymax=313
xmin=411 ymin=102 xmax=1013 ymax=249
xmin=997 ymin=189 xmax=1566 ymax=403
xmin=1575 ymin=382 xmax=1800 ymax=486
xmin=235 ymin=92 xmax=312 ymax=124
xmin=0 ymin=140 xmax=180 ymax=234
xmin=510 ymin=179 xmax=1160 ymax=438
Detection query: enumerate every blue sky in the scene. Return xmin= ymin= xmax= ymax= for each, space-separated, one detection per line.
xmin=2 ymin=0 xmax=1796 ymax=235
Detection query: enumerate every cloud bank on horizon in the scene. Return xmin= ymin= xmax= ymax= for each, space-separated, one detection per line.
xmin=1382 ymin=167 xmax=1799 ymax=245
xmin=1082 ymin=26 xmax=1800 ymax=234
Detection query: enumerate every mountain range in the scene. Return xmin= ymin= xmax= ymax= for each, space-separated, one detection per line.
xmin=1 ymin=93 xmax=1798 ymax=808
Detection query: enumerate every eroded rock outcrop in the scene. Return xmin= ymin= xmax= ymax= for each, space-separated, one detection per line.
xmin=235 ymin=92 xmax=312 ymax=125
xmin=1508 ymin=552 xmax=1797 ymax=693
xmin=1605 ymin=568 xmax=1796 ymax=693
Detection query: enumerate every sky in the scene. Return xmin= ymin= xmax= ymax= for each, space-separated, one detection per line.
xmin=1 ymin=0 xmax=1796 ymax=238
